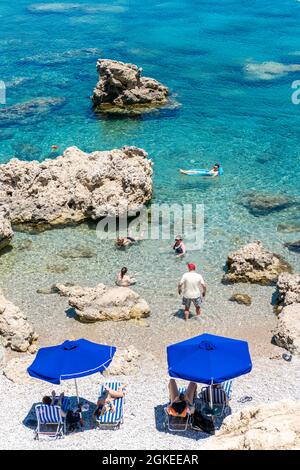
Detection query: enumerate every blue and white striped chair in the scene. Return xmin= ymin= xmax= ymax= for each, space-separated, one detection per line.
xmin=222 ymin=380 xmax=233 ymax=401
xmin=35 ymin=404 xmax=66 ymax=440
xmin=95 ymin=382 xmax=125 ymax=430
xmin=200 ymin=380 xmax=233 ymax=419
xmin=165 ymin=387 xmax=192 ymax=432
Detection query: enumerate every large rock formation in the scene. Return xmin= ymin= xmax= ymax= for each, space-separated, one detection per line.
xmin=0 ymin=206 xmax=13 ymax=252
xmin=0 ymin=290 xmax=38 ymax=352
xmin=273 ymin=273 xmax=300 ymax=355
xmin=103 ymin=346 xmax=141 ymax=376
xmin=272 ymin=304 xmax=300 ymax=355
xmin=223 ymin=241 xmax=292 ymax=285
xmin=55 ymin=283 xmax=151 ymax=322
xmin=3 ymin=355 xmax=37 ymax=384
xmin=276 ymin=273 xmax=300 ymax=308
xmin=204 ymin=400 xmax=300 ymax=450
xmin=92 ymin=59 xmax=169 ymax=114
xmin=0 ymin=146 xmax=152 ymax=228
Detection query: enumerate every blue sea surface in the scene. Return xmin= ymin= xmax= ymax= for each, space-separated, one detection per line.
xmin=0 ymin=0 xmax=299 ymax=347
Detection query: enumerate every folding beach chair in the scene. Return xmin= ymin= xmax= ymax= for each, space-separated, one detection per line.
xmin=164 ymin=387 xmax=192 ymax=432
xmin=222 ymin=380 xmax=233 ymax=401
xmin=34 ymin=404 xmax=66 ymax=440
xmin=199 ymin=381 xmax=232 ymax=420
xmin=95 ymin=382 xmax=125 ymax=430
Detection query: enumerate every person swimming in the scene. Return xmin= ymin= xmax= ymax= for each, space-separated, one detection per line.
xmin=180 ymin=163 xmax=221 ymax=177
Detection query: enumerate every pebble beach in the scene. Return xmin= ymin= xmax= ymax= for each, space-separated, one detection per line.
xmin=1 ymin=0 xmax=300 ymax=451
xmin=1 ymin=353 xmax=299 ymax=450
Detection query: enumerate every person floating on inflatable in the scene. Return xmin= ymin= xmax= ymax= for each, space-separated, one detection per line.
xmin=180 ymin=163 xmax=223 ymax=177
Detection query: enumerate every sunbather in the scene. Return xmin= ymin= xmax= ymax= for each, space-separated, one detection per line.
xmin=93 ymin=384 xmax=127 ymax=420
xmin=42 ymin=391 xmax=66 ymax=417
xmin=167 ymin=379 xmax=197 ymax=417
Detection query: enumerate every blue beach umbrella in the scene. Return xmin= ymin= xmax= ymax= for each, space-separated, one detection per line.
xmin=28 ymin=338 xmax=116 ymax=408
xmin=167 ymin=333 xmax=252 ymax=406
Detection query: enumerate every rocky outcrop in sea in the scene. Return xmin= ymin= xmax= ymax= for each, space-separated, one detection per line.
xmin=0 ymin=290 xmax=38 ymax=352
xmin=92 ymin=59 xmax=169 ymax=114
xmin=0 ymin=146 xmax=152 ymax=228
xmin=54 ymin=283 xmax=151 ymax=322
xmin=223 ymin=241 xmax=291 ymax=285
xmin=0 ymin=206 xmax=13 ymax=252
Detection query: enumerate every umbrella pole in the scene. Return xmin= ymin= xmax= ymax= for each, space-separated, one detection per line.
xmin=74 ymin=378 xmax=80 ymax=405
xmin=210 ymin=379 xmax=213 ymax=409
xmin=74 ymin=378 xmax=83 ymax=427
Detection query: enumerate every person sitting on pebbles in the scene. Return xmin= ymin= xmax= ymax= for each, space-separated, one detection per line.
xmin=116 ymin=267 xmax=136 ymax=287
xmin=172 ymin=235 xmax=186 ymax=258
xmin=115 ymin=235 xmax=136 ymax=249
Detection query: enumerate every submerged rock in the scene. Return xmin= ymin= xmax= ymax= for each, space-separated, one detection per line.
xmin=15 ymin=239 xmax=33 ymax=251
xmin=272 ymin=304 xmax=300 ymax=355
xmin=57 ymin=246 xmax=95 ymax=259
xmin=92 ymin=59 xmax=169 ymax=114
xmin=223 ymin=241 xmax=292 ymax=285
xmin=204 ymin=400 xmax=300 ymax=450
xmin=0 ymin=290 xmax=38 ymax=352
xmin=242 ymin=192 xmax=295 ymax=216
xmin=0 ymin=145 xmax=152 ymax=227
xmin=0 ymin=206 xmax=14 ymax=252
xmin=277 ymin=222 xmax=300 ymax=233
xmin=46 ymin=264 xmax=69 ymax=273
xmin=229 ymin=293 xmax=252 ymax=306
xmin=276 ymin=273 xmax=300 ymax=308
xmin=284 ymin=240 xmax=300 ymax=253
xmin=54 ymin=283 xmax=151 ymax=323
xmin=0 ymin=97 xmax=66 ymax=127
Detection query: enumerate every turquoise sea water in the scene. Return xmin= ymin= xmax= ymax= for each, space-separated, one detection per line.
xmin=0 ymin=0 xmax=300 ymax=351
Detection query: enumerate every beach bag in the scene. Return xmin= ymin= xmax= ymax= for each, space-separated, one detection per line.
xmin=191 ymin=410 xmax=215 ymax=434
xmin=66 ymin=409 xmax=81 ymax=430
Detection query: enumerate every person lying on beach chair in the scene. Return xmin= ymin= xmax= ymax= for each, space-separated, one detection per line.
xmin=93 ymin=383 xmax=127 ymax=419
xmin=165 ymin=379 xmax=197 ymax=431
xmin=42 ymin=392 xmax=67 ymax=417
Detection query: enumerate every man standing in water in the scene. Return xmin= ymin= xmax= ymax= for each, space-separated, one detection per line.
xmin=178 ymin=263 xmax=206 ymax=321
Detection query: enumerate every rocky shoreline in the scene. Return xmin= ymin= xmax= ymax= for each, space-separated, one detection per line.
xmin=0 ymin=145 xmax=152 ymax=230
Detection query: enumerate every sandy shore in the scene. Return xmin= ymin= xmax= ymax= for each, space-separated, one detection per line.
xmin=0 ymin=352 xmax=299 ymax=450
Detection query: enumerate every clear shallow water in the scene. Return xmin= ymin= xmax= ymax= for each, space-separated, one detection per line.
xmin=0 ymin=0 xmax=300 ymax=352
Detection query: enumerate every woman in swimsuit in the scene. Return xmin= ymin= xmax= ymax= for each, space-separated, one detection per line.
xmin=93 ymin=384 xmax=127 ymax=420
xmin=172 ymin=235 xmax=186 ymax=258
xmin=167 ymin=379 xmax=197 ymax=417
xmin=116 ymin=267 xmax=136 ymax=287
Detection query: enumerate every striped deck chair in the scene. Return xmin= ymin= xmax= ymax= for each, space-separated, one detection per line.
xmin=222 ymin=380 xmax=233 ymax=401
xmin=200 ymin=384 xmax=231 ymax=419
xmin=95 ymin=382 xmax=125 ymax=430
xmin=34 ymin=404 xmax=66 ymax=440
xmin=164 ymin=387 xmax=191 ymax=432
